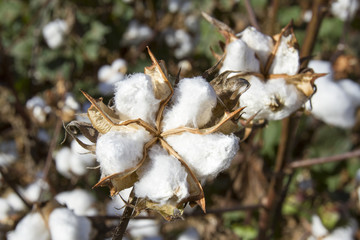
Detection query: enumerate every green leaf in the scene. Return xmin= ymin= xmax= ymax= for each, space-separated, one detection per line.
xmin=83 ymin=21 xmax=110 ymax=43
xmin=233 ymin=225 xmax=257 ymax=240
xmin=0 ymin=0 xmax=25 ymax=26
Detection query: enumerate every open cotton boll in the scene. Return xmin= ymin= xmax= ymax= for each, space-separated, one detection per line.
xmin=5 ymin=192 xmax=27 ymax=212
xmin=269 ymin=34 xmax=299 ymax=75
xmin=174 ymin=29 xmax=193 ymax=59
xmin=337 ymin=79 xmax=360 ymax=105
xmin=70 ymin=136 xmax=96 ymax=175
xmin=7 ymin=212 xmax=50 ymax=240
xmin=98 ymin=65 xmax=113 ymax=82
xmin=219 ymin=39 xmax=260 ymax=75
xmin=331 ymin=0 xmax=359 ymax=21
xmin=237 ymin=26 xmax=274 ymax=67
xmin=21 ymin=179 xmax=49 ymax=203
xmin=0 ymin=140 xmax=18 ymax=167
xmin=308 ymin=60 xmax=333 ymax=79
xmin=49 ymin=208 xmax=92 ymax=240
xmin=55 ymin=189 xmax=97 ymax=216
xmin=111 ymin=59 xmax=127 ymax=73
xmin=162 ymin=77 xmax=217 ymax=130
xmin=115 ymin=73 xmax=159 ymax=124
xmin=166 ymin=132 xmax=239 ymax=180
xmin=107 ymin=187 xmax=132 ymax=216
xmin=42 ymin=19 xmax=68 ymax=49
xmin=63 ymin=93 xmax=80 ymax=112
xmin=96 ymin=129 xmax=151 ymax=177
xmin=310 ymin=215 xmax=329 ymax=238
xmin=0 ymin=198 xmax=12 ymax=221
xmin=122 ymin=20 xmax=153 ymax=46
xmin=127 ymin=213 xmax=161 ymax=239
xmin=134 ymin=145 xmax=189 ymax=205
xmin=54 ymin=147 xmax=73 ymax=178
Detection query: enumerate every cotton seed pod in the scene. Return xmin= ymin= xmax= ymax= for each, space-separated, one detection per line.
xmin=65 ymin=48 xmax=244 ymax=220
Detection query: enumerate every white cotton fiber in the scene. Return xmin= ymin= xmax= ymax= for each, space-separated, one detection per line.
xmin=269 ymin=34 xmax=299 ymax=75
xmin=54 ymin=147 xmax=73 ymax=178
xmin=122 ymin=20 xmax=153 ymax=45
xmin=219 ymin=39 xmax=260 ymax=74
xmin=162 ymin=77 xmax=217 ymax=130
xmin=338 ymin=79 xmax=360 ymax=105
xmin=55 ymin=189 xmax=97 ymax=216
xmin=106 ymin=187 xmax=132 ymax=216
xmin=165 ymin=132 xmax=239 ymax=180
xmin=7 ymin=212 xmax=50 ymax=240
xmin=177 ymin=227 xmax=200 ymax=240
xmin=331 ymin=0 xmax=359 ymax=21
xmin=0 ymin=198 xmax=11 ymax=220
xmin=6 ymin=192 xmax=27 ymax=212
xmin=308 ymin=60 xmax=334 ymax=79
xmin=49 ymin=208 xmax=92 ymax=240
xmin=42 ymin=19 xmax=68 ymax=49
xmin=134 ymin=145 xmax=189 ymax=205
xmin=115 ymin=73 xmax=160 ymax=124
xmin=96 ymin=128 xmax=151 ymax=177
xmin=21 ymin=179 xmax=49 ymax=203
xmin=311 ymin=215 xmax=329 ymax=238
xmin=237 ymin=26 xmax=274 ymax=67
xmin=128 ymin=216 xmax=160 ymax=239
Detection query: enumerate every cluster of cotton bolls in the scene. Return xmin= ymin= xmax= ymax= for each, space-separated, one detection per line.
xmin=306 ymin=60 xmax=360 ymax=129
xmin=330 ymin=0 xmax=359 ymax=21
xmin=218 ymin=24 xmax=316 ymax=121
xmin=308 ymin=215 xmax=358 ymax=240
xmin=42 ymin=19 xmax=69 ymax=49
xmin=97 ymin=58 xmax=127 ymax=95
xmin=26 ymin=96 xmax=52 ymax=124
xmin=54 ymin=136 xmax=96 ymax=178
xmin=165 ymin=29 xmax=194 ymax=59
xmin=122 ymin=20 xmax=154 ymax=46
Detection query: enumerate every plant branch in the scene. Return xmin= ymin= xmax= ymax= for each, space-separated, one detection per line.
xmin=112 ymin=197 xmax=138 ymax=240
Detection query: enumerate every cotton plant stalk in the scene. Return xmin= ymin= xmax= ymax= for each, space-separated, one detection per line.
xmin=65 ymin=48 xmax=244 ymax=220
xmin=203 ymin=13 xmax=326 ymax=125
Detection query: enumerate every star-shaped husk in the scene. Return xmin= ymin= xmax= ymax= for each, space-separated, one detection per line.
xmin=65 ymin=48 xmax=244 ymax=220
xmin=203 ymin=12 xmax=326 ymax=125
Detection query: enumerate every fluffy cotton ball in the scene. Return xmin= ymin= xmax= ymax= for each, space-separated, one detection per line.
xmin=0 ymin=140 xmax=18 ymax=167
xmin=135 ymin=145 xmax=189 ymax=205
xmin=331 ymin=0 xmax=359 ymax=21
xmin=63 ymin=93 xmax=80 ymax=113
xmin=98 ymin=59 xmax=127 ymax=95
xmin=0 ymin=198 xmax=12 ymax=221
xmin=174 ymin=29 xmax=193 ymax=59
xmin=49 ymin=208 xmax=92 ymax=240
xmin=55 ymin=189 xmax=97 ymax=216
xmin=269 ymin=34 xmax=299 ymax=75
xmin=115 ymin=73 xmax=160 ymax=124
xmin=106 ymin=187 xmax=132 ymax=216
xmin=237 ymin=26 xmax=274 ymax=67
xmin=166 ymin=132 xmax=239 ymax=180
xmin=7 ymin=212 xmax=50 ymax=240
xmin=70 ymin=136 xmax=96 ymax=176
xmin=96 ymin=128 xmax=152 ymax=177
xmin=6 ymin=192 xmax=27 ymax=212
xmin=111 ymin=58 xmax=127 ymax=73
xmin=162 ymin=77 xmax=217 ymax=130
xmin=122 ymin=20 xmax=153 ymax=45
xmin=54 ymin=147 xmax=73 ymax=178
xmin=311 ymin=215 xmax=329 ymax=238
xmin=21 ymin=179 xmax=49 ymax=203
xmin=177 ymin=227 xmax=200 ymax=240
xmin=306 ymin=60 xmax=360 ymax=128
xmin=219 ymin=39 xmax=260 ymax=75
xmin=26 ymin=96 xmax=51 ymax=123
xmin=42 ymin=19 xmax=68 ymax=49
xmin=127 ymin=215 xmax=160 ymax=239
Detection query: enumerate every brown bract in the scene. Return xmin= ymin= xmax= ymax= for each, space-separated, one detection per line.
xmin=65 ymin=48 xmax=245 ymax=220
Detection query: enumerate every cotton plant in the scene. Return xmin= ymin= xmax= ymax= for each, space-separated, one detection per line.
xmin=203 ymin=13 xmax=325 ymax=124
xmin=308 ymin=215 xmax=358 ymax=240
xmin=54 ymin=136 xmax=96 ymax=179
xmin=65 ymin=48 xmax=243 ymax=220
xmin=98 ymin=58 xmax=127 ymax=95
xmin=42 ymin=19 xmax=69 ymax=49
xmin=305 ymin=60 xmax=360 ymax=128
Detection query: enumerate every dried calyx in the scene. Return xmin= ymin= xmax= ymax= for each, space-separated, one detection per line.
xmin=65 ymin=48 xmax=243 ymax=220
xmin=203 ymin=13 xmax=326 ymax=124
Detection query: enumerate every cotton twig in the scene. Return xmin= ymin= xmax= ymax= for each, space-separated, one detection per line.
xmin=112 ymin=197 xmax=138 ymax=240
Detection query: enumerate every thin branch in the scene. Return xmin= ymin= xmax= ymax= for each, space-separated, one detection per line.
xmin=244 ymin=0 xmax=260 ymax=30
xmin=288 ymin=149 xmax=360 ymax=169
xmin=112 ymin=197 xmax=138 ymax=240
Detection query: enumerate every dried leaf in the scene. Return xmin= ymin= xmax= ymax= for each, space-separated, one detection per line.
xmin=201 ymin=12 xmax=236 ymax=43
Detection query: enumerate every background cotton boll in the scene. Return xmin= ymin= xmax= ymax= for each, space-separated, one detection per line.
xmin=98 ymin=65 xmax=113 ymax=82
xmin=331 ymin=0 xmax=359 ymax=21
xmin=134 ymin=145 xmax=189 ymax=205
xmin=96 ymin=129 xmax=151 ymax=176
xmin=165 ymin=132 xmax=239 ymax=180
xmin=7 ymin=212 xmax=50 ymax=240
xmin=162 ymin=77 xmax=217 ymax=130
xmin=111 ymin=58 xmax=127 ymax=73
xmin=42 ymin=19 xmax=68 ymax=49
xmin=219 ymin=39 xmax=260 ymax=75
xmin=115 ymin=73 xmax=160 ymax=124
xmin=49 ymin=208 xmax=92 ymax=240
xmin=0 ymin=140 xmax=18 ymax=167
xmin=5 ymin=192 xmax=27 ymax=212
xmin=122 ymin=20 xmax=153 ymax=45
xmin=127 ymin=215 xmax=161 ymax=239
xmin=337 ymin=79 xmax=360 ymax=105
xmin=308 ymin=60 xmax=334 ymax=79
xmin=310 ymin=215 xmax=329 ymax=238
xmin=237 ymin=26 xmax=274 ymax=67
xmin=177 ymin=227 xmax=200 ymax=240
xmin=64 ymin=93 xmax=80 ymax=112
xmin=55 ymin=189 xmax=97 ymax=216
xmin=21 ymin=179 xmax=49 ymax=203
xmin=0 ymin=198 xmax=12 ymax=221
xmin=174 ymin=29 xmax=193 ymax=59
xmin=269 ymin=35 xmax=299 ymax=75
xmin=107 ymin=188 xmax=132 ymax=216
xmin=54 ymin=147 xmax=73 ymax=178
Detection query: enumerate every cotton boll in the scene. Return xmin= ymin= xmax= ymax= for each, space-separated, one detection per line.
xmin=111 ymin=59 xmax=127 ymax=73
xmin=63 ymin=93 xmax=80 ymax=112
xmin=128 ymin=215 xmax=160 ymax=239
xmin=96 ymin=129 xmax=152 ymax=177
xmin=7 ymin=212 xmax=50 ymax=240
xmin=134 ymin=145 xmax=189 ymax=205
xmin=311 ymin=215 xmax=329 ymax=238
xmin=269 ymin=34 xmax=299 ymax=75
xmin=237 ymin=26 xmax=274 ymax=67
xmin=22 ymin=179 xmax=49 ymax=203
xmin=122 ymin=21 xmax=153 ymax=46
xmin=177 ymin=227 xmax=200 ymax=240
xmin=54 ymin=147 xmax=73 ymax=178
xmin=219 ymin=39 xmax=260 ymax=74
xmin=337 ymin=79 xmax=360 ymax=105
xmin=49 ymin=208 xmax=92 ymax=240
xmin=98 ymin=65 xmax=113 ymax=82
xmin=174 ymin=29 xmax=193 ymax=59
xmin=115 ymin=73 xmax=160 ymax=124
xmin=0 ymin=140 xmax=18 ymax=167
xmin=0 ymin=198 xmax=12 ymax=221
xmin=308 ymin=60 xmax=334 ymax=79
xmin=26 ymin=96 xmax=52 ymax=123
xmin=42 ymin=19 xmax=68 ymax=49
xmin=6 ymin=192 xmax=27 ymax=212
xmin=70 ymin=136 xmax=96 ymax=176
xmin=55 ymin=189 xmax=97 ymax=216
xmin=162 ymin=77 xmax=217 ymax=130
xmin=331 ymin=0 xmax=359 ymax=21
xmin=166 ymin=132 xmax=239 ymax=180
